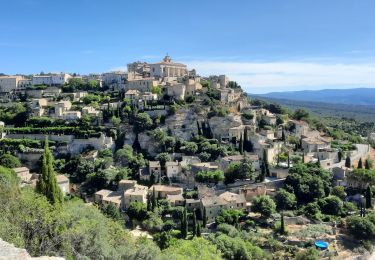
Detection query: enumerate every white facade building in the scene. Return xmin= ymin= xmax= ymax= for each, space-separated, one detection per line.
xmin=32 ymin=73 xmax=71 ymax=86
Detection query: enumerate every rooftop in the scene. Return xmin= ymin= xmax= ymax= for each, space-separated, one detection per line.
xmin=150 ymin=184 xmax=183 ymax=193
xmin=149 ymin=161 xmax=161 ymax=168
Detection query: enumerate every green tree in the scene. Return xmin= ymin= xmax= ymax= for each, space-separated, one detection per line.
xmin=251 ymin=195 xmax=276 ymax=218
xmin=151 ymin=85 xmax=162 ymax=95
xmin=36 ymin=138 xmax=63 ymax=205
xmin=347 ymin=216 xmax=375 ymax=239
xmin=366 ymin=186 xmax=373 ymax=208
xmin=133 ymin=112 xmax=153 ymax=132
xmin=296 ymin=247 xmax=320 ymax=260
xmin=152 ymin=186 xmax=157 ymax=211
xmin=345 ymin=156 xmax=351 ymax=168
xmin=181 ymin=206 xmax=188 ymax=238
xmin=366 ymin=158 xmax=373 ymax=170
xmin=203 ymin=207 xmax=207 ymax=227
xmin=0 ymin=153 xmax=21 ymax=168
xmin=127 ymin=201 xmax=148 ymax=221
xmin=280 ymin=212 xmax=286 ymax=234
xmin=239 ymin=134 xmax=243 ymax=155
xmin=331 ymin=186 xmax=346 ymax=200
xmin=196 ymin=222 xmax=201 ymax=237
xmin=161 ymin=238 xmax=221 ymax=259
xmin=358 ymin=158 xmax=363 ymax=169
xmin=293 ymin=109 xmax=309 ymax=121
xmin=318 ymin=196 xmax=344 ymax=216
xmin=284 ymin=163 xmax=332 ymax=204
xmin=275 ymin=189 xmax=297 ymax=210
xmin=156 ymin=152 xmax=171 ymax=168
xmin=192 ymin=209 xmax=197 ymax=237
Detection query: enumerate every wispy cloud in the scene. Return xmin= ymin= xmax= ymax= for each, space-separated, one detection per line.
xmin=184 ymin=60 xmax=375 ymax=93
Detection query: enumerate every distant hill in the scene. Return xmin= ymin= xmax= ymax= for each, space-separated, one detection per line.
xmin=253 ymin=88 xmax=375 ymax=106
xmin=252 ymin=96 xmax=375 ymax=122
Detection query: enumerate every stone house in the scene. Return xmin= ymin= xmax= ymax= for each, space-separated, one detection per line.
xmin=56 ymin=174 xmax=70 ymax=195
xmin=150 ymin=184 xmax=183 ymax=199
xmin=122 ymin=184 xmax=149 ymax=210
xmin=219 ymin=154 xmax=260 ymax=171
xmin=238 ymin=184 xmax=267 ymax=201
xmin=148 ymin=161 xmax=162 ymax=180
xmin=95 ymin=189 xmax=122 ymax=208
xmin=186 ymin=198 xmax=201 ymax=211
xmin=218 ymin=191 xmax=247 ymax=210
xmin=165 ymin=161 xmax=182 ymax=180
xmin=191 ymin=162 xmax=219 ymax=174
xmin=166 ymin=193 xmax=185 ymax=207
xmin=12 ymin=167 xmax=33 ymax=183
xmin=302 ymin=136 xmax=331 ymax=153
xmin=200 ymin=196 xmax=228 ymax=223
xmin=125 ymin=89 xmax=140 ymax=103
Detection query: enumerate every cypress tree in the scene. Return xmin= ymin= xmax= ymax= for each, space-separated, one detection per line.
xmin=280 ymin=212 xmax=286 ymax=234
xmin=358 ymin=158 xmax=363 ymax=169
xmin=202 ymin=207 xmax=207 ymax=227
xmin=338 ymin=150 xmax=343 ymax=162
xmin=302 ymin=152 xmax=305 ymax=164
xmin=239 ymin=134 xmax=244 ymax=155
xmin=366 ymin=159 xmax=372 ymax=170
xmin=181 ymin=205 xmax=188 ymax=238
xmin=281 ymin=129 xmax=286 ymax=143
xmin=192 ymin=209 xmax=197 ymax=237
xmin=366 ymin=186 xmax=373 ymax=209
xmin=147 ymin=193 xmax=152 ymax=211
xmin=258 ymin=162 xmax=266 ymax=182
xmin=287 ymin=152 xmax=290 ymax=168
xmin=197 ymin=222 xmax=201 ymax=237
xmin=152 ymin=187 xmax=157 ymax=211
xmin=197 ymin=121 xmax=202 ymax=136
xmin=206 ymin=121 xmax=213 ymax=139
xmin=244 ymin=128 xmax=248 ymax=152
xmin=36 ymin=137 xmax=63 ymax=205
xmin=345 ymin=156 xmax=351 ymax=168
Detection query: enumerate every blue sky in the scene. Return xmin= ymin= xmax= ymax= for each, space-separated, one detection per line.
xmin=1 ymin=0 xmax=375 ymax=93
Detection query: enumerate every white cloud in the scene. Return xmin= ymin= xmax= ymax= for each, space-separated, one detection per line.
xmin=183 ymin=60 xmax=375 ymax=93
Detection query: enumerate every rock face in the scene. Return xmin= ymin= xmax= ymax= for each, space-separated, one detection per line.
xmin=138 ymin=132 xmax=161 ymax=157
xmin=164 ymin=108 xmax=202 ymax=140
xmin=209 ymin=114 xmax=243 ymax=138
xmin=0 ymin=238 xmax=64 ymax=259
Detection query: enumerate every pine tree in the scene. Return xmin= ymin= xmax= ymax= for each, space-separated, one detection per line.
xmin=36 ymin=137 xmax=63 ymax=205
xmin=192 ymin=209 xmax=197 ymax=237
xmin=202 ymin=207 xmax=207 ymax=227
xmin=366 ymin=159 xmax=372 ymax=170
xmin=197 ymin=221 xmax=201 ymax=237
xmin=358 ymin=158 xmax=363 ymax=169
xmin=239 ymin=134 xmax=244 ymax=155
xmin=366 ymin=186 xmax=373 ymax=209
xmin=345 ymin=156 xmax=351 ymax=168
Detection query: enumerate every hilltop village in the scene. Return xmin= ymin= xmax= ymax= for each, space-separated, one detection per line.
xmin=1 ymin=56 xmax=375 ymax=259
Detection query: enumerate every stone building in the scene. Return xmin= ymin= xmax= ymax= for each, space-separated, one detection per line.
xmin=150 ymin=55 xmax=188 ymax=80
